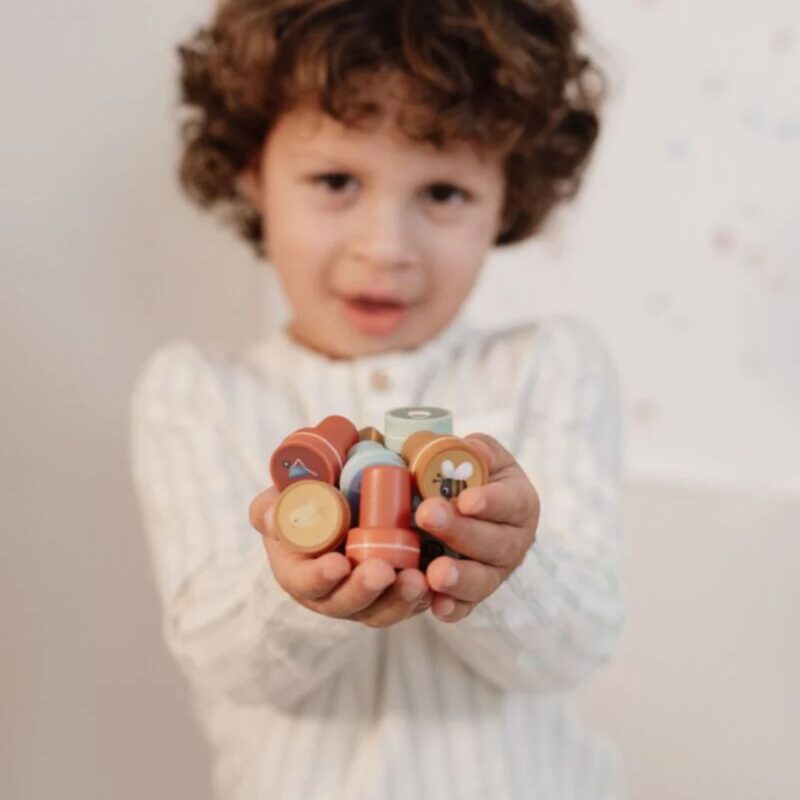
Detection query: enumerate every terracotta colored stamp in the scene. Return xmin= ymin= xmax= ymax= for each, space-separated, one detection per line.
xmin=339 ymin=441 xmax=406 ymax=524
xmin=345 ymin=465 xmax=420 ymax=570
xmin=270 ymin=415 xmax=359 ymax=491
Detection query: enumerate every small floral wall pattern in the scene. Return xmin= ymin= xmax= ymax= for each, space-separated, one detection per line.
xmin=469 ymin=0 xmax=799 ymax=492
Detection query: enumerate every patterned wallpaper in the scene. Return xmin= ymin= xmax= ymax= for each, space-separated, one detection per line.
xmin=468 ymin=0 xmax=799 ymax=493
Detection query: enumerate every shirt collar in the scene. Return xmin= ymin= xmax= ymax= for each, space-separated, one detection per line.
xmin=276 ymin=309 xmax=472 ymax=374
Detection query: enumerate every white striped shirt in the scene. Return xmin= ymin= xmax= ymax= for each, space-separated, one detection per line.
xmin=129 ymin=313 xmax=626 ymax=800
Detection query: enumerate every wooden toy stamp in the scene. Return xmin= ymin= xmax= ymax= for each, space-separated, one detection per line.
xmin=402 ymin=431 xmax=489 ymax=501
xmin=345 ymin=465 xmax=420 ymax=570
xmin=270 ymin=415 xmax=359 ymax=491
xmin=383 ymin=406 xmax=453 ymax=454
xmin=339 ymin=440 xmax=406 ymax=525
xmin=274 ymin=480 xmax=351 ymax=556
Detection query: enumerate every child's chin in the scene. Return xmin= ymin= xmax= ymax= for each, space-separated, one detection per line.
xmin=337 ymin=324 xmax=428 ymax=359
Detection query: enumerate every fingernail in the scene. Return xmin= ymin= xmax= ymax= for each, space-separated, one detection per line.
xmin=442 ymin=566 xmax=459 ymax=588
xmin=438 ymin=598 xmax=456 ymax=617
xmin=400 ymin=583 xmax=424 ymax=602
xmin=425 ymin=507 xmax=449 ymax=530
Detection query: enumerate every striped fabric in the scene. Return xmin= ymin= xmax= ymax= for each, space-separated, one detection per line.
xmin=129 ymin=313 xmax=626 ymax=800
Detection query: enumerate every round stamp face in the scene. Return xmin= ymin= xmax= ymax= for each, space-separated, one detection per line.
xmin=271 ymin=443 xmax=333 ymax=490
xmin=275 ymin=481 xmax=349 ymax=554
xmin=418 ymin=447 xmax=487 ymax=500
xmin=390 ymin=406 xmax=450 ymax=423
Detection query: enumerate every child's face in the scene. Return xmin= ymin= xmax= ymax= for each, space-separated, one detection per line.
xmin=242 ymin=94 xmax=506 ymax=359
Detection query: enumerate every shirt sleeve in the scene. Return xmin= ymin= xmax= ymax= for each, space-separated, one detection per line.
xmin=129 ymin=342 xmax=369 ymax=710
xmin=427 ymin=317 xmax=626 ymax=693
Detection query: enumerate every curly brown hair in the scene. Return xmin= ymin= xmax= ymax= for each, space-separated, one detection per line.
xmin=177 ymin=0 xmax=606 ymax=257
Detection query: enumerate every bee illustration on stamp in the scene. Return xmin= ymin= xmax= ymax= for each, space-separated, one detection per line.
xmin=402 ymin=431 xmax=488 ymax=502
xmin=433 ymin=458 xmax=474 ymax=499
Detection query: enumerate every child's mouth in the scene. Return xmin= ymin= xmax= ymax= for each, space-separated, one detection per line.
xmin=338 ymin=294 xmax=412 ymax=337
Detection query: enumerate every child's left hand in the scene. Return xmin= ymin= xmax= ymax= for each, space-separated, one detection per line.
xmin=414 ymin=433 xmax=541 ymax=623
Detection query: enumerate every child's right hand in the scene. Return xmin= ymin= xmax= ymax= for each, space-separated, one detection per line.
xmin=249 ymin=487 xmax=433 ymax=628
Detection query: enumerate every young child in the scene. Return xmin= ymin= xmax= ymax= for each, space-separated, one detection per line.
xmin=130 ymin=1 xmax=625 ymax=798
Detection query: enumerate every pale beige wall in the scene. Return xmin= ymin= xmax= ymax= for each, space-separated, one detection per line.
xmin=582 ymin=483 xmax=800 ymax=800
xmin=2 ymin=1 xmax=798 ymax=798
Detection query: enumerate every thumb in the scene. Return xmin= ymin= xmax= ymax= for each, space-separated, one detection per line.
xmin=248 ymin=486 xmax=281 ymax=538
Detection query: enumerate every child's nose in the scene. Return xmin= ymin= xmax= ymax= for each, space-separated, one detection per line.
xmin=349 ymin=202 xmax=417 ymax=271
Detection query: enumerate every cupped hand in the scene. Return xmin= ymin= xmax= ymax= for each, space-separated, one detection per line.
xmin=414 ymin=433 xmax=540 ymax=623
xmin=249 ymin=487 xmax=432 ymax=628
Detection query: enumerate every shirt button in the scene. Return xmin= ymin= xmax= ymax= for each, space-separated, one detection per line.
xmin=370 ymin=369 xmax=391 ymax=392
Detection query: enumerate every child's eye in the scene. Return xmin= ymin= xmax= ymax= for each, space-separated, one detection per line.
xmin=312 ymin=172 xmax=357 ymax=193
xmin=426 ymin=182 xmax=471 ymax=205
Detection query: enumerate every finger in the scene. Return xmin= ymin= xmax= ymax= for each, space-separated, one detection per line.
xmin=412 ymin=591 xmax=434 ymax=615
xmin=426 ymin=556 xmax=502 ymax=604
xmin=249 ymin=486 xmax=280 ymax=537
xmin=414 ymin=497 xmax=520 ymax=567
xmin=314 ymin=558 xmax=398 ymax=618
xmin=431 ymin=593 xmax=475 ymax=623
xmin=350 ymin=569 xmax=431 ymax=628
xmin=455 ymin=479 xmax=540 ymax=528
xmin=462 ymin=433 xmax=517 ymax=477
xmin=264 ymin=539 xmax=353 ymax=601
